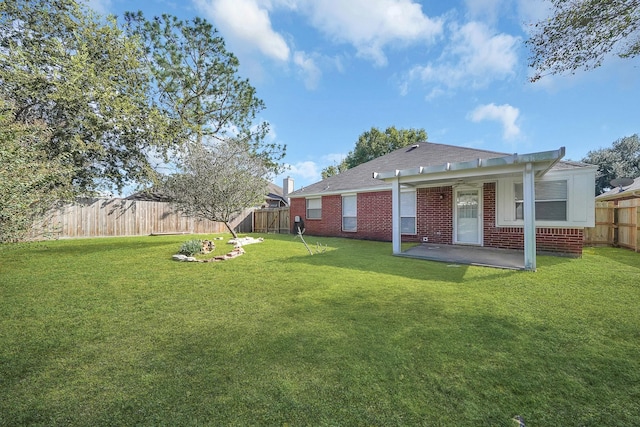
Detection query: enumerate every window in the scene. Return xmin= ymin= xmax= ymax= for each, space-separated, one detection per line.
xmin=342 ymin=195 xmax=357 ymax=231
xmin=515 ymin=180 xmax=567 ymax=221
xmin=401 ymin=191 xmax=416 ymax=234
xmin=306 ymin=198 xmax=322 ymax=219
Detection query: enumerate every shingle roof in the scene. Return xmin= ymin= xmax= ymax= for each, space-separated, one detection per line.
xmin=596 ymin=176 xmax=640 ymax=200
xmin=125 ymin=190 xmax=173 ymax=202
xmin=290 ymin=142 xmax=588 ymax=197
xmin=267 ymin=182 xmax=284 ymax=197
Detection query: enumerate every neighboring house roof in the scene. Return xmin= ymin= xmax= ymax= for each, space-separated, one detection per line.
xmin=290 ymin=142 xmax=591 ymax=197
xmin=127 ymin=182 xmax=287 ymax=205
xmin=265 ymin=182 xmax=288 ymax=206
xmin=267 ymin=182 xmax=284 ymax=197
xmin=595 ymin=176 xmax=640 ymax=201
xmin=125 ymin=190 xmax=173 ymax=202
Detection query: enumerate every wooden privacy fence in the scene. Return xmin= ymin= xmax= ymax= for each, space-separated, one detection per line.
xmin=584 ymin=199 xmax=640 ymax=252
xmin=253 ymin=208 xmax=290 ymax=234
xmin=30 ymin=198 xmax=253 ymax=239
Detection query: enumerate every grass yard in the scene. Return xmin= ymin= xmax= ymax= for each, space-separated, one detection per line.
xmin=1 ymin=234 xmax=639 ymax=426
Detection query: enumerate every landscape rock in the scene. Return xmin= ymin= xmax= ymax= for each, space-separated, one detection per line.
xmin=201 ymin=240 xmax=215 ymax=254
xmin=172 ymin=246 xmax=246 ymax=263
xmin=228 ymin=236 xmax=264 ymax=247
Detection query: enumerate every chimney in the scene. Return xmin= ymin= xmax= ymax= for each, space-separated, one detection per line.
xmin=283 ymin=176 xmax=294 ymax=204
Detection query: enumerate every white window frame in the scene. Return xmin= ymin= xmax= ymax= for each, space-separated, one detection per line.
xmin=342 ymin=194 xmax=357 ymax=232
xmin=400 ymin=190 xmax=416 ymax=235
xmin=306 ymin=197 xmax=322 ymax=219
xmin=515 ymin=180 xmax=567 ymax=221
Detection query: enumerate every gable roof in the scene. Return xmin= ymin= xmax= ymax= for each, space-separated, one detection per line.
xmin=596 ymin=176 xmax=640 ymax=201
xmin=265 ymin=182 xmax=288 ymax=206
xmin=267 ymin=182 xmax=284 ymax=197
xmin=290 ymin=142 xmax=590 ymax=197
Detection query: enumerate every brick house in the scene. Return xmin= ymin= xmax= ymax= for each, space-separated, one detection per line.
xmin=288 ymin=142 xmax=597 ymax=270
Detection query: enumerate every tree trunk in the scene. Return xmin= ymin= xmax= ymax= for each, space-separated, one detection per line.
xmin=224 ymin=221 xmax=238 ymax=239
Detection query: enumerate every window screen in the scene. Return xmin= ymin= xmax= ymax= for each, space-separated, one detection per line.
xmin=306 ymin=198 xmax=322 ymax=219
xmin=515 ymin=180 xmax=567 ymax=221
xmin=342 ymin=195 xmax=357 ymax=231
xmin=400 ymin=191 xmax=416 ymax=234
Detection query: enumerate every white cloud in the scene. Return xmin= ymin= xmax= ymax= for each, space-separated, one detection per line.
xmin=323 ymin=152 xmax=347 ymax=164
xmin=517 ymin=0 xmax=552 ymax=35
xmin=404 ymin=21 xmax=519 ymax=94
xmin=425 ymin=87 xmax=447 ymax=100
xmin=273 ymin=152 xmax=350 ymax=188
xmin=300 ymin=0 xmax=444 ymax=66
xmin=273 ymin=161 xmax=321 ymax=189
xmin=468 ymin=103 xmax=521 ymax=140
xmin=464 ymin=0 xmax=508 ymax=24
xmin=195 ymin=0 xmax=445 ymax=88
xmin=195 ymin=0 xmax=290 ymax=62
xmin=82 ymin=0 xmax=112 ymax=15
xmin=285 ymin=161 xmax=321 ymax=180
xmin=293 ymin=51 xmax=322 ymax=90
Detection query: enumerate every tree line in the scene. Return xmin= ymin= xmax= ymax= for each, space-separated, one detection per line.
xmin=0 ymin=0 xmax=285 ymax=241
xmin=1 ymin=0 xmax=638 ymax=241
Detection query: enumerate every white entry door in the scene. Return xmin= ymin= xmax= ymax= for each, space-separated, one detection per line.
xmin=454 ymin=188 xmax=482 ymax=245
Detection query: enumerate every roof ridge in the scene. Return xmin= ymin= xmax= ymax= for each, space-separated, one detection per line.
xmin=420 ymin=141 xmax=510 ymax=156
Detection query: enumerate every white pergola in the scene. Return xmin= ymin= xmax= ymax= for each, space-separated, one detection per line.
xmin=373 ymin=147 xmax=566 ymax=271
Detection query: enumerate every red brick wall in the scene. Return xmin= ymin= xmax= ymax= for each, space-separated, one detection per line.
xmin=355 ymin=191 xmax=393 ymax=240
xmin=290 ymin=197 xmax=307 ymax=233
xmin=291 ymin=192 xmax=394 ymax=240
xmin=290 ymin=182 xmax=584 ymax=255
xmin=416 ymin=187 xmax=453 ymax=244
xmin=290 ymin=195 xmax=342 ymax=236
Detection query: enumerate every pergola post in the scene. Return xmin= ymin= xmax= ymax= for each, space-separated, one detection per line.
xmin=523 ymin=163 xmax=537 ymax=271
xmin=391 ymin=177 xmax=401 ymax=254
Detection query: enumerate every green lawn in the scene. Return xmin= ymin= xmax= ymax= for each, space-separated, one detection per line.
xmin=1 ymin=234 xmax=639 ymax=426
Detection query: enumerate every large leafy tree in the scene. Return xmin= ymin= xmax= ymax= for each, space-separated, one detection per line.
xmin=582 ymin=134 xmax=640 ymax=194
xmin=0 ymin=98 xmax=74 ymax=242
xmin=322 ymin=126 xmax=427 ymax=178
xmin=123 ymin=12 xmax=285 ymax=173
xmin=0 ymin=0 xmax=171 ymax=193
xmin=527 ymin=0 xmax=640 ymax=82
xmin=321 ymin=163 xmax=349 ymax=180
xmin=162 ymin=141 xmax=269 ymax=238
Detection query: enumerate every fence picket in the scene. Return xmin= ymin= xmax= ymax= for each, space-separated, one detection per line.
xmin=29 ymin=198 xmax=253 ymax=239
xmin=584 ymin=199 xmax=639 ymax=252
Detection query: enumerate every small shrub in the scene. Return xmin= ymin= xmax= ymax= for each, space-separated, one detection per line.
xmin=179 ymin=239 xmax=203 ymax=256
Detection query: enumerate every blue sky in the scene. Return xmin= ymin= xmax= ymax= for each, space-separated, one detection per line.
xmin=90 ymin=0 xmax=639 ymax=192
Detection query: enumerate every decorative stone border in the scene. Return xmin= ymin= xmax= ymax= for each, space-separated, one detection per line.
xmin=172 ymin=237 xmax=264 ymax=263
xmin=172 ymin=246 xmax=245 ymax=263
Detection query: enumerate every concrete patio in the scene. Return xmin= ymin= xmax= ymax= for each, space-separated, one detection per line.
xmin=398 ymin=243 xmax=527 ymax=270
